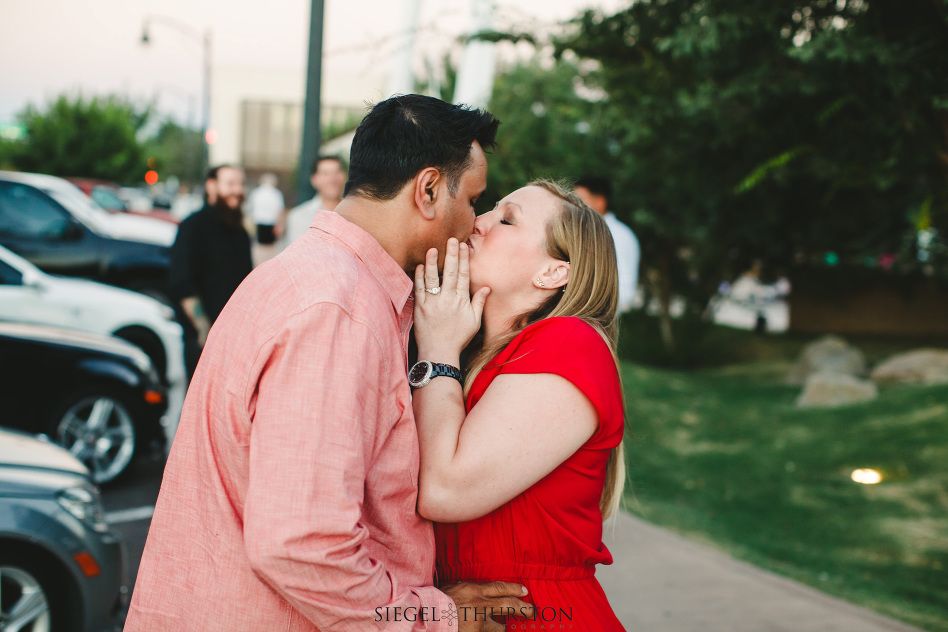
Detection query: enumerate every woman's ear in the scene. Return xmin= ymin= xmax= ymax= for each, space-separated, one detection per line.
xmin=536 ymin=261 xmax=570 ymax=290
xmin=413 ymin=168 xmax=442 ymax=220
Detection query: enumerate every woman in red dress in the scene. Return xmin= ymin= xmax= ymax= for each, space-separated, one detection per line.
xmin=411 ymin=180 xmax=627 ymax=631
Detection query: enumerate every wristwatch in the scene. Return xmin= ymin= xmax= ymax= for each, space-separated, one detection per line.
xmin=408 ymin=361 xmax=463 ymax=388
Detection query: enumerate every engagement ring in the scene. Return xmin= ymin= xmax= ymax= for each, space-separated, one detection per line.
xmin=425 ymin=287 xmax=441 ymax=295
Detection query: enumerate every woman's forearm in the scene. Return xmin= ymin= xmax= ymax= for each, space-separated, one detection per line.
xmin=411 ymin=347 xmax=470 ymax=521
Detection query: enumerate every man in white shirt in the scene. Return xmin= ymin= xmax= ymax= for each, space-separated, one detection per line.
xmin=574 ymin=176 xmax=641 ymax=314
xmin=283 ymin=156 xmax=347 ymax=247
xmin=248 ymin=173 xmax=285 ymax=245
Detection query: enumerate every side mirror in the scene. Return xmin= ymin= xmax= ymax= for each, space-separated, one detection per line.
xmin=22 ymin=271 xmax=46 ymax=290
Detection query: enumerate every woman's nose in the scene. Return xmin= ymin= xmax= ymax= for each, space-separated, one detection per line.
xmin=472 ymin=213 xmax=489 ymax=234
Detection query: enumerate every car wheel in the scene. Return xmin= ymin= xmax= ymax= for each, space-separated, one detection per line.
xmin=0 ymin=554 xmax=75 ymax=632
xmin=51 ymin=391 xmax=137 ymax=485
xmin=114 ymin=326 xmax=167 ymax=383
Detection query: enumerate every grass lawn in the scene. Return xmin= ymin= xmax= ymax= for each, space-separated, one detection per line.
xmin=620 ymin=346 xmax=948 ymax=631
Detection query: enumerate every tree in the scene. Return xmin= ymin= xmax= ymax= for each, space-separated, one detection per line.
xmin=553 ymin=0 xmax=948 ymax=350
xmin=10 ymin=95 xmax=151 ymax=183
xmin=142 ymin=119 xmax=203 ymax=188
xmin=483 ymin=57 xmax=615 ymax=211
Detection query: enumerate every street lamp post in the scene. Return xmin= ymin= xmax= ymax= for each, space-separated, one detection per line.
xmin=141 ymin=15 xmax=212 ymax=177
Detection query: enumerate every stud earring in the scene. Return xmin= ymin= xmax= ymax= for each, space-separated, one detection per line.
xmin=537 ymin=279 xmax=545 ymax=287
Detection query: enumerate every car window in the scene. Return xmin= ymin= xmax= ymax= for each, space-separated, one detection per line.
xmin=0 ymin=182 xmax=72 ymax=239
xmin=91 ymin=186 xmax=127 ymax=211
xmin=0 ymin=259 xmax=23 ymax=285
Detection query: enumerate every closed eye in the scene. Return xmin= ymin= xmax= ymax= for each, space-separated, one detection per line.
xmin=500 ymin=218 xmax=512 ymax=225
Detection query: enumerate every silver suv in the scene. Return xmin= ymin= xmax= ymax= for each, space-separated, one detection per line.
xmin=0 ymin=427 xmax=126 ymax=631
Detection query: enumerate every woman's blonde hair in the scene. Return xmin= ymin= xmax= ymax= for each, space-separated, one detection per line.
xmin=464 ymin=179 xmax=627 ymax=520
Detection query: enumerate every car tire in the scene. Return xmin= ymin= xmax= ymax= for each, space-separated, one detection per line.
xmin=0 ymin=549 xmax=77 ymax=632
xmin=113 ymin=326 xmax=167 ymax=383
xmin=49 ymin=390 xmax=137 ymax=485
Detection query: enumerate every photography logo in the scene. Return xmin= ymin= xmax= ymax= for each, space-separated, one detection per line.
xmin=441 ymin=603 xmax=459 ymax=626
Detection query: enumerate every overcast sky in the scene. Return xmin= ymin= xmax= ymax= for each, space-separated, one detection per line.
xmin=0 ymin=0 xmax=623 ymax=124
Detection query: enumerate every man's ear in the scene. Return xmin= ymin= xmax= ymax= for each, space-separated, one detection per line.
xmin=413 ymin=167 xmax=443 ymax=220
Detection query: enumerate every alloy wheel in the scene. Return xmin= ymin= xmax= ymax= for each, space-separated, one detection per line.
xmin=0 ymin=566 xmax=51 ymax=632
xmin=57 ymin=395 xmax=136 ymax=484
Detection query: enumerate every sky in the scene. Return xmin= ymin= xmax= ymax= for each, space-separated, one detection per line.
xmin=0 ymin=0 xmax=623 ymax=125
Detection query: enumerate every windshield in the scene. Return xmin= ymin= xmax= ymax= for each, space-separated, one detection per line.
xmin=92 ymin=186 xmax=127 ymax=211
xmin=43 ymin=185 xmax=110 ymax=233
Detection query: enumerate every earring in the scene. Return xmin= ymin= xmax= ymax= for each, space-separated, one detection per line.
xmin=537 ymin=279 xmax=545 ymax=287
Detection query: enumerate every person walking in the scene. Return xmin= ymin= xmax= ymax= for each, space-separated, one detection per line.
xmin=168 ymin=164 xmax=253 ymax=378
xmin=574 ymin=176 xmax=640 ymax=314
xmin=283 ymin=155 xmax=346 ymax=247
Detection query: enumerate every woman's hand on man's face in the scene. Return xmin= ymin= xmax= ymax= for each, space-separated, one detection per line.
xmin=413 ymin=238 xmax=491 ymax=359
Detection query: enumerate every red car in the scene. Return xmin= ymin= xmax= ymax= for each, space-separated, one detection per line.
xmin=67 ymin=178 xmax=179 ymax=225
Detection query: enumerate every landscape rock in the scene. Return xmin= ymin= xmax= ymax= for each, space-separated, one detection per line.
xmin=870 ymin=349 xmax=948 ymax=385
xmin=787 ymin=335 xmax=868 ymax=386
xmin=796 ymin=371 xmax=878 ymax=408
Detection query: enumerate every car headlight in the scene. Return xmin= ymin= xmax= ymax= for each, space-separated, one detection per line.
xmin=58 ymin=486 xmax=109 ymax=533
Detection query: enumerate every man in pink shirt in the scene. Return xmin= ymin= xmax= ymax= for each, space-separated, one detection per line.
xmin=125 ymin=95 xmax=532 ymax=631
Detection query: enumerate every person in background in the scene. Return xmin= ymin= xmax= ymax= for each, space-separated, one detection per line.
xmin=248 ymin=172 xmax=285 ymax=247
xmin=574 ymin=176 xmax=640 ymax=314
xmin=282 ymin=155 xmax=347 ymax=247
xmin=169 ymin=164 xmax=253 ymax=378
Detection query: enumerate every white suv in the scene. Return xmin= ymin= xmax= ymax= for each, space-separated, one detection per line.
xmin=0 ymin=245 xmax=185 ymax=441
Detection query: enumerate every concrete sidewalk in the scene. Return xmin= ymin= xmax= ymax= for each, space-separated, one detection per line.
xmin=597 ymin=511 xmax=927 ymax=632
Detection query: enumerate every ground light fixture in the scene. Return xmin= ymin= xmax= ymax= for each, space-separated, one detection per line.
xmin=851 ymin=468 xmax=883 ymax=485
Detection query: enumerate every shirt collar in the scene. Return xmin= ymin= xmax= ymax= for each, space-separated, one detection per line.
xmin=310 ymin=211 xmax=413 ymax=313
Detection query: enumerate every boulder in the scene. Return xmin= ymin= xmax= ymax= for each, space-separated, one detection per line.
xmin=796 ymin=372 xmax=878 ymax=408
xmin=787 ymin=335 xmax=867 ymax=385
xmin=870 ymin=349 xmax=948 ymax=385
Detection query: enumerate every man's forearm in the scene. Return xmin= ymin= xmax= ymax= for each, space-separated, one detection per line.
xmin=181 ymin=296 xmax=211 ymax=345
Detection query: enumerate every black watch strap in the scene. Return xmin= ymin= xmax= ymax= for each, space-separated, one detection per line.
xmin=409 ymin=360 xmax=463 ymax=388
xmin=429 ymin=363 xmax=462 ymax=383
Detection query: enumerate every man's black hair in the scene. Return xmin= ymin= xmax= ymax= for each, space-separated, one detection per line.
xmin=205 ymin=164 xmax=234 ymax=181
xmin=343 ymin=94 xmax=499 ymax=200
xmin=310 ymin=155 xmax=345 ymax=177
xmin=574 ymin=175 xmax=612 ymax=201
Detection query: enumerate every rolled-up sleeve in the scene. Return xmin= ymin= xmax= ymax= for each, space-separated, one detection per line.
xmin=243 ymin=303 xmax=455 ymax=630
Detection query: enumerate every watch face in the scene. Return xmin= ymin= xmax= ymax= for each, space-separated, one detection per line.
xmin=408 ymin=361 xmax=432 ymax=386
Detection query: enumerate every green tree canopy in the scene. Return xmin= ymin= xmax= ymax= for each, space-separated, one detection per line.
xmin=483 ymin=57 xmax=615 ymax=210
xmin=10 ymin=95 xmax=151 ymax=184
xmin=554 ymin=0 xmax=948 ymax=304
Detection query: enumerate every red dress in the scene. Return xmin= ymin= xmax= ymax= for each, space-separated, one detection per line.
xmin=435 ymin=317 xmax=626 ymax=631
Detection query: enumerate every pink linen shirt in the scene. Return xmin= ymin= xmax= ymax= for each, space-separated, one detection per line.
xmin=125 ymin=211 xmax=455 ymax=631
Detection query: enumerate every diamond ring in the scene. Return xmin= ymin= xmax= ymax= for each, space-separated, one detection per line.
xmin=425 ymin=287 xmax=441 ymax=295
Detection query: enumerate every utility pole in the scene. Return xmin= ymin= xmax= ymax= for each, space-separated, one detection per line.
xmin=453 ymin=0 xmax=496 ymax=109
xmin=141 ymin=16 xmax=213 ymax=177
xmin=388 ymin=0 xmax=423 ymax=97
xmin=297 ymin=0 xmax=325 ymax=204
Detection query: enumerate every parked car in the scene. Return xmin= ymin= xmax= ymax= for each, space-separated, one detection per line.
xmin=0 ymin=322 xmax=168 ymax=484
xmin=67 ymin=178 xmax=128 ymax=211
xmin=68 ymin=178 xmax=179 ymax=225
xmin=0 ymin=244 xmax=186 ymax=435
xmin=0 ymin=171 xmax=176 ymax=303
xmin=0 ymin=427 xmax=126 ymax=631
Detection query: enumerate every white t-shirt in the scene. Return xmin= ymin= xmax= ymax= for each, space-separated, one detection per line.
xmin=249 ymin=184 xmax=285 ymax=226
xmin=604 ymin=212 xmax=640 ymax=314
xmin=283 ymin=196 xmax=323 ymax=247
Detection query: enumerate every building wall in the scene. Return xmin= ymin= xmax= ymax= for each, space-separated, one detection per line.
xmin=209 ymin=66 xmax=386 ymax=166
